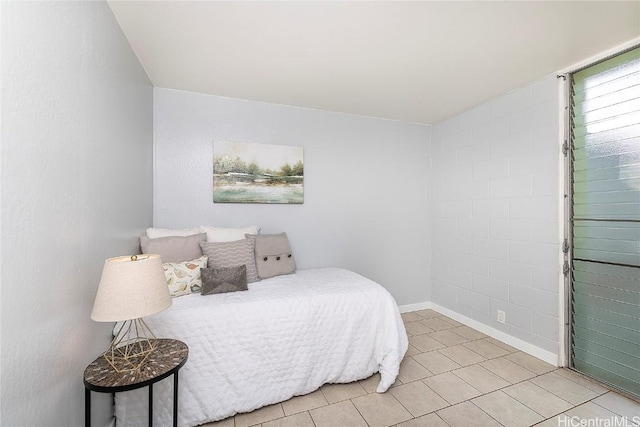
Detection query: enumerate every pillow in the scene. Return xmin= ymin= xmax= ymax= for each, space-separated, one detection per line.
xmin=200 ymin=225 xmax=260 ymax=242
xmin=246 ymin=233 xmax=296 ymax=279
xmin=163 ymin=255 xmax=208 ymax=297
xmin=201 ymin=265 xmax=248 ymax=295
xmin=200 ymin=239 xmax=260 ymax=283
xmin=140 ymin=233 xmax=207 ymax=263
xmin=146 ymin=227 xmax=201 ymax=239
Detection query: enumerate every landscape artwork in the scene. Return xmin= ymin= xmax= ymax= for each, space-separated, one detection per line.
xmin=213 ymin=141 xmax=304 ymax=204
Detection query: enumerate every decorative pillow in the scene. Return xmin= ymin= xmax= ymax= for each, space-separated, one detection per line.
xmin=200 ymin=225 xmax=260 ymax=242
xmin=199 ymin=239 xmax=260 ymax=283
xmin=146 ymin=227 xmax=201 ymax=239
xmin=163 ymin=255 xmax=208 ymax=297
xmin=246 ymin=233 xmax=296 ymax=279
xmin=140 ymin=233 xmax=207 ymax=263
xmin=201 ymin=265 xmax=248 ymax=295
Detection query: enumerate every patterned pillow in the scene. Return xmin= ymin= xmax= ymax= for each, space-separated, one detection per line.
xmin=199 ymin=239 xmax=260 ymax=283
xmin=163 ymin=255 xmax=208 ymax=297
xmin=201 ymin=265 xmax=248 ymax=295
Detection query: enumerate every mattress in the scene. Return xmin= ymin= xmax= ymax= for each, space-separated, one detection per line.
xmin=114 ymin=267 xmax=408 ymax=426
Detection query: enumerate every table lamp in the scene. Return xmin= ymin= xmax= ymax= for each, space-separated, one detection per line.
xmin=91 ymin=254 xmax=172 ymax=373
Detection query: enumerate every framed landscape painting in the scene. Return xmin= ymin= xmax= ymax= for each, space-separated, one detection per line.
xmin=213 ymin=141 xmax=304 ymax=204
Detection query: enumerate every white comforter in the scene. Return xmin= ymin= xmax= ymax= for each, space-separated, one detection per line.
xmin=114 ymin=268 xmax=408 ymax=427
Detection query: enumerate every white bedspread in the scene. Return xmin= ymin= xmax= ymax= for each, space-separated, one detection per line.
xmin=114 ymin=268 xmax=408 ymax=427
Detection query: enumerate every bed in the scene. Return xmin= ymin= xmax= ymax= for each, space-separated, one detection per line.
xmin=114 ymin=267 xmax=408 ymax=427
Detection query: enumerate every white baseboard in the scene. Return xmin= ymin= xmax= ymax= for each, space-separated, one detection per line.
xmin=398 ymin=301 xmax=432 ymax=313
xmin=400 ymin=301 xmax=559 ymax=367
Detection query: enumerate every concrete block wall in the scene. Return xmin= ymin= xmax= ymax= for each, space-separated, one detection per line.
xmin=429 ymin=74 xmax=562 ymax=354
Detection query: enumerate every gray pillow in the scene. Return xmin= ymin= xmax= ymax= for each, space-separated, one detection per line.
xmin=140 ymin=233 xmax=207 ymax=263
xmin=199 ymin=239 xmax=260 ymax=283
xmin=201 ymin=265 xmax=248 ymax=295
xmin=246 ymin=233 xmax=296 ymax=279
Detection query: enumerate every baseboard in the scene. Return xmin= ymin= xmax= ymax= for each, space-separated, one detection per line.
xmin=399 ymin=301 xmax=559 ymax=366
xmin=398 ymin=301 xmax=432 ymax=313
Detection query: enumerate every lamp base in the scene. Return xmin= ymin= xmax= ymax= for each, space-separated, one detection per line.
xmin=103 ymin=318 xmax=158 ymax=373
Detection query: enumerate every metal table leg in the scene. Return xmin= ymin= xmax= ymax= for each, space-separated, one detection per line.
xmin=173 ymin=371 xmax=179 ymax=427
xmin=149 ymin=383 xmax=153 ymax=427
xmin=85 ymin=388 xmax=91 ymax=427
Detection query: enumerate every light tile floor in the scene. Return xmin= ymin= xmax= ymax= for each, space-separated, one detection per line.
xmin=203 ymin=310 xmax=640 ymax=427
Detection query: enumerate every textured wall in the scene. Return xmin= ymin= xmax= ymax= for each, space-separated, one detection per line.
xmin=153 ymin=88 xmax=431 ymax=306
xmin=429 ymin=75 xmax=562 ymax=355
xmin=1 ymin=2 xmax=153 ymax=426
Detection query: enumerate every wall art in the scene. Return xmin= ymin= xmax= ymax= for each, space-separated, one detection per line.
xmin=213 ymin=141 xmax=304 ymax=204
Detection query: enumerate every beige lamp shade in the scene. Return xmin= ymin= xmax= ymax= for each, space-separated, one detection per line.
xmin=91 ymin=254 xmax=171 ymax=322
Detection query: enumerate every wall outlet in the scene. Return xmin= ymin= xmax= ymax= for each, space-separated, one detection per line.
xmin=497 ymin=310 xmax=506 ymax=324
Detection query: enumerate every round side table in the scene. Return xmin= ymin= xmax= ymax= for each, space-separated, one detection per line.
xmin=83 ymin=338 xmax=188 ymax=427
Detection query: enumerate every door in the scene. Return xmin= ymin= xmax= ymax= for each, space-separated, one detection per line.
xmin=568 ymin=46 xmax=640 ymax=398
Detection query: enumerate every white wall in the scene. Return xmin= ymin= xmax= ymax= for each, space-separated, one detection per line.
xmin=153 ymin=88 xmax=431 ymax=305
xmin=429 ymin=75 xmax=562 ymax=356
xmin=1 ymin=2 xmax=153 ymax=426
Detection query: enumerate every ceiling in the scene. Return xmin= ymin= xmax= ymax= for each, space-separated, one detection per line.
xmin=108 ymin=1 xmax=640 ymax=125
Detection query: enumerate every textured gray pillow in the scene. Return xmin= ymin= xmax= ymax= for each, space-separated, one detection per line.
xmin=201 ymin=265 xmax=248 ymax=295
xmin=140 ymin=233 xmax=207 ymax=263
xmin=246 ymin=233 xmax=296 ymax=279
xmin=199 ymin=239 xmax=259 ymax=283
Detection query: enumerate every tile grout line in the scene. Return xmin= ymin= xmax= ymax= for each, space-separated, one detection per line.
xmin=348 ymin=394 xmax=372 ymax=427
xmin=467 ymin=398 xmax=510 ymax=427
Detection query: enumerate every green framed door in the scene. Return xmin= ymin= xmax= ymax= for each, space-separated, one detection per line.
xmin=568 ymin=46 xmax=640 ymax=398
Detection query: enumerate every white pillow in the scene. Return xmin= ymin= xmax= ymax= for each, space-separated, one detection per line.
xmin=146 ymin=227 xmax=201 ymax=239
xmin=200 ymin=225 xmax=260 ymax=242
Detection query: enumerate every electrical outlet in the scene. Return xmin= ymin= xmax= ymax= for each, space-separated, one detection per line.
xmin=497 ymin=310 xmax=506 ymax=324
